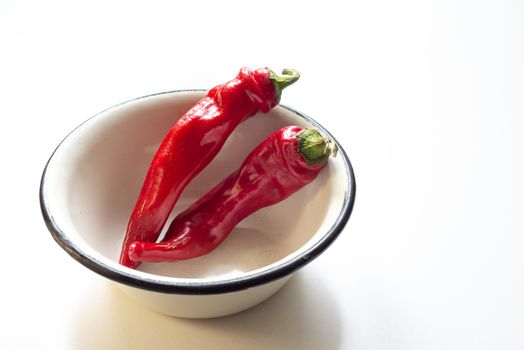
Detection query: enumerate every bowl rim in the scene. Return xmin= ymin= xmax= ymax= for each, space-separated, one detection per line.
xmin=40 ymin=89 xmax=356 ymax=295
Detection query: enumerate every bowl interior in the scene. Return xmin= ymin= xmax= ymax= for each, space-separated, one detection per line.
xmin=43 ymin=91 xmax=349 ymax=281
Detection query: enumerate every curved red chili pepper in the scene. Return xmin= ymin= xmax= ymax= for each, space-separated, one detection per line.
xmin=120 ymin=67 xmax=300 ymax=268
xmin=127 ymin=126 xmax=336 ymax=263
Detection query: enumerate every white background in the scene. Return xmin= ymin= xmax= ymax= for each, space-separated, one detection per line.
xmin=1 ymin=0 xmax=523 ymax=349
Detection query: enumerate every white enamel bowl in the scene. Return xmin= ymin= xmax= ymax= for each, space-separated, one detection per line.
xmin=40 ymin=90 xmax=356 ymax=318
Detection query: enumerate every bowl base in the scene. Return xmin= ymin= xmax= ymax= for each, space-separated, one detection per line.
xmin=114 ymin=275 xmax=291 ymax=318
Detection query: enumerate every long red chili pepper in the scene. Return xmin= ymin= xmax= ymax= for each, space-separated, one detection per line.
xmin=127 ymin=126 xmax=336 ymax=263
xmin=119 ymin=67 xmax=300 ymax=268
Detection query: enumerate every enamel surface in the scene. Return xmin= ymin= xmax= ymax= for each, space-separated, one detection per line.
xmin=41 ymin=90 xmax=353 ymax=317
xmin=117 ymin=276 xmax=291 ymax=318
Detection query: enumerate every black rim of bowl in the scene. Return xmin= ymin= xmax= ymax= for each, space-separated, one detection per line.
xmin=39 ymin=90 xmax=356 ymax=295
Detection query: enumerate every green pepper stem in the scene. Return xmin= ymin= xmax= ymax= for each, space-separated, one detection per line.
xmin=269 ymin=68 xmax=300 ymax=103
xmin=296 ymin=128 xmax=338 ymax=166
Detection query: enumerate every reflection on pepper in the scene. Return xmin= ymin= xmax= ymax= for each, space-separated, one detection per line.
xmin=120 ymin=67 xmax=300 ymax=268
xmin=128 ymin=126 xmax=335 ymax=263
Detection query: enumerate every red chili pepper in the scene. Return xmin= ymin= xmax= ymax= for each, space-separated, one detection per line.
xmin=127 ymin=126 xmax=336 ymax=263
xmin=120 ymin=67 xmax=300 ymax=268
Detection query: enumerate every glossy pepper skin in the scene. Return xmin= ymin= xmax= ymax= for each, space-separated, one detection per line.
xmin=128 ymin=126 xmax=335 ymax=263
xmin=120 ymin=67 xmax=300 ymax=268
